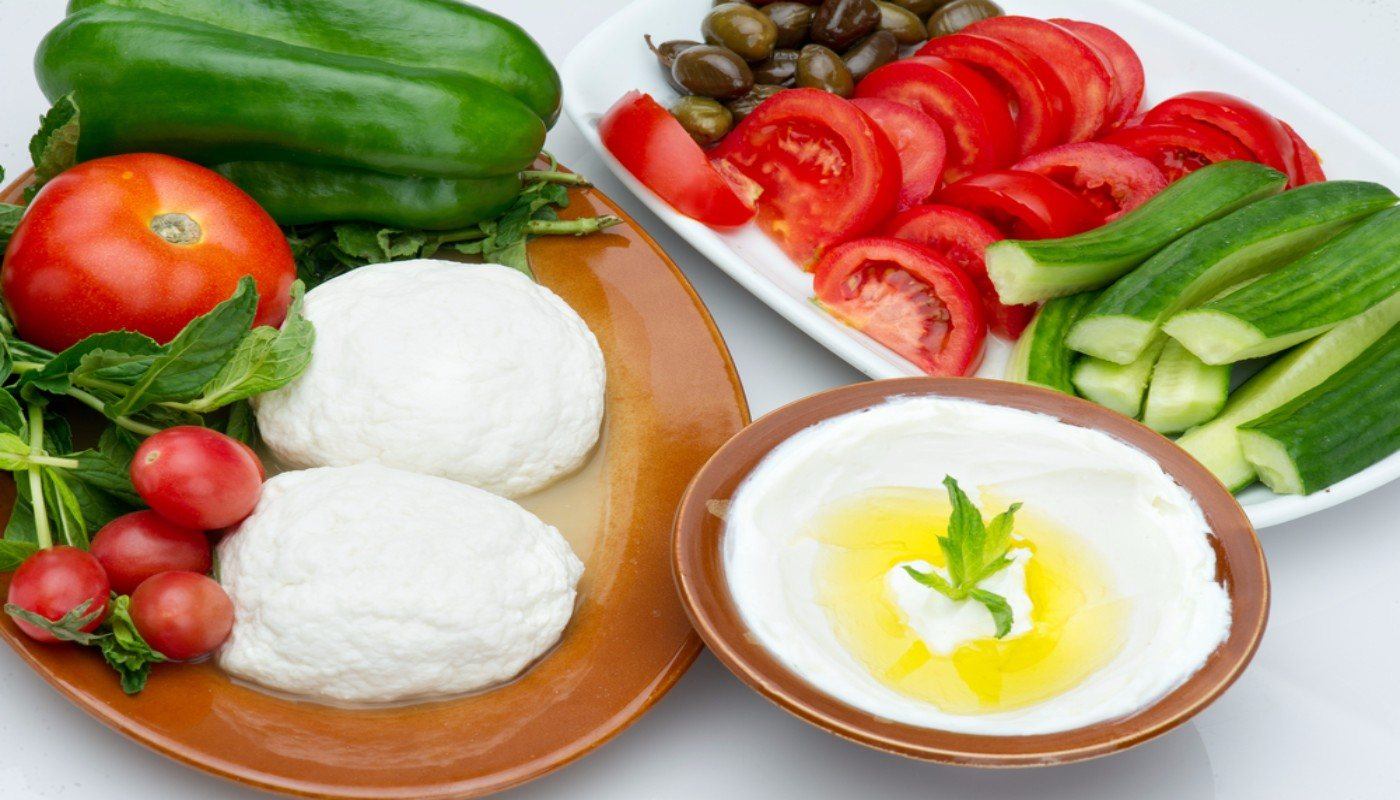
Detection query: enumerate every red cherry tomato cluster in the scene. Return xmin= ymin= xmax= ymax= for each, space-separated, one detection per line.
xmin=604 ymin=14 xmax=1325 ymax=377
xmin=6 ymin=427 xmax=258 ymax=662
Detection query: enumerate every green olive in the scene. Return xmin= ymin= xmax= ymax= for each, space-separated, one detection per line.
xmin=645 ymin=35 xmax=701 ymax=70
xmin=725 ymin=84 xmax=786 ymax=121
xmin=671 ymin=45 xmax=755 ymax=99
xmin=703 ymin=3 xmax=779 ymax=63
xmin=763 ymin=2 xmax=816 ymax=49
xmin=926 ymin=0 xmax=1003 ymax=38
xmin=841 ymin=30 xmax=898 ymax=82
xmin=796 ymin=43 xmax=855 ymax=98
xmin=810 ymin=0 xmax=881 ymax=51
xmin=751 ymin=48 xmax=799 ymax=86
xmin=873 ymin=1 xmax=927 ymax=44
xmin=670 ymin=96 xmax=734 ymax=146
xmin=889 ymin=0 xmax=948 ymax=15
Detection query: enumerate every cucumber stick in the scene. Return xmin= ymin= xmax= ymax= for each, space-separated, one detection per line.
xmin=1141 ymin=339 xmax=1230 ymax=434
xmin=1175 ymin=299 xmax=1400 ymax=490
xmin=1071 ymin=337 xmax=1166 ymax=418
xmin=1164 ymin=206 xmax=1400 ymax=364
xmin=1238 ymin=325 xmax=1400 ymax=494
xmin=1068 ymin=181 xmax=1397 ymax=364
xmin=986 ymin=162 xmax=1287 ymax=305
xmin=1005 ymin=291 xmax=1098 ymax=394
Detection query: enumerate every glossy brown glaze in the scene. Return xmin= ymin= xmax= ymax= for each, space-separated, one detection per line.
xmin=674 ymin=377 xmax=1269 ymax=767
xmin=0 ymin=167 xmax=750 ymax=797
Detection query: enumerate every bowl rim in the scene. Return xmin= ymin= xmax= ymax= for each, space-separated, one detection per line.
xmin=672 ymin=376 xmax=1270 ymax=767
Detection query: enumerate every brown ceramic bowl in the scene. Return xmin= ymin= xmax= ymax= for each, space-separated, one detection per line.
xmin=674 ymin=377 xmax=1269 ymax=767
xmin=0 ymin=166 xmax=749 ymax=797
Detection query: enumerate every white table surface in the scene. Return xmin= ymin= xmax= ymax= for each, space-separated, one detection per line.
xmin=0 ymin=1 xmax=1396 ymax=797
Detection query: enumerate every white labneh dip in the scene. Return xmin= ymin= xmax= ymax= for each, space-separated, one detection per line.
xmin=217 ymin=464 xmax=582 ymax=704
xmin=723 ymin=396 xmax=1232 ymax=735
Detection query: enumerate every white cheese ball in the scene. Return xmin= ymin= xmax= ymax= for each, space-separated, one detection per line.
xmin=216 ymin=464 xmax=583 ymax=704
xmin=253 ymin=259 xmax=605 ymax=498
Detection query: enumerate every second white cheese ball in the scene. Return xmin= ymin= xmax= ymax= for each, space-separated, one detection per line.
xmin=254 ymin=260 xmax=606 ymax=498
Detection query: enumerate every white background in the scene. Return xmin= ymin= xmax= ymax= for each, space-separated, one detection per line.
xmin=0 ymin=0 xmax=1396 ymax=797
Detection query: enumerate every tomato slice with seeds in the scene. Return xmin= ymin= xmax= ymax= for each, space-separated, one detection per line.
xmin=1050 ymin=19 xmax=1144 ymax=129
xmin=712 ymin=89 xmax=901 ymax=265
xmin=1143 ymin=92 xmax=1298 ymax=184
xmin=935 ymin=169 xmax=1103 ymax=240
xmin=884 ymin=203 xmax=1034 ymax=339
xmin=851 ymin=98 xmax=947 ymax=210
xmin=855 ymin=56 xmax=1019 ymax=184
xmin=1099 ymin=122 xmax=1254 ymax=183
xmin=1013 ymin=142 xmax=1166 ymax=221
xmin=964 ymin=16 xmax=1112 ymax=142
xmin=916 ymin=32 xmax=1070 ymax=156
xmin=1281 ymin=120 xmax=1326 ymax=185
xmin=599 ymin=91 xmax=755 ymax=227
xmin=814 ymin=237 xmax=986 ymax=375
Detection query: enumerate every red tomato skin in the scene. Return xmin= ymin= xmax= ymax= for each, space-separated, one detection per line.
xmin=1281 ymin=121 xmax=1326 ymax=185
xmin=1013 ymin=142 xmax=1167 ymax=221
xmin=884 ymin=204 xmax=1034 ymax=338
xmin=1051 ymin=19 xmax=1144 ymax=130
xmin=915 ymin=32 xmax=1071 ymax=156
xmin=131 ymin=427 xmax=264 ymax=530
xmin=1143 ymin=92 xmax=1298 ymax=184
xmin=599 ymin=91 xmax=755 ymax=227
xmin=855 ymin=56 xmax=1019 ymax=184
xmin=712 ymin=89 xmax=901 ymax=265
xmin=2 ymin=154 xmax=295 ymax=353
xmin=813 ymin=237 xmax=987 ymax=375
xmin=90 ymin=511 xmax=212 ymax=595
xmin=851 ymin=98 xmax=947 ymax=210
xmin=130 ymin=571 xmax=233 ymax=661
xmin=1099 ymin=122 xmax=1255 ymax=183
xmin=6 ymin=547 xmax=111 ymax=643
xmin=935 ymin=169 xmax=1103 ymax=240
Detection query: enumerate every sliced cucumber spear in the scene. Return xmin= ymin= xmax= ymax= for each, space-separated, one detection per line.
xmin=1070 ymin=337 xmax=1166 ymax=418
xmin=1164 ymin=206 xmax=1400 ymax=364
xmin=1068 ymin=181 xmax=1397 ymax=364
xmin=986 ymin=161 xmax=1287 ymax=306
xmin=1141 ymin=339 xmax=1229 ymax=434
xmin=1238 ymin=325 xmax=1399 ymax=495
xmin=1004 ymin=291 xmax=1098 ymax=394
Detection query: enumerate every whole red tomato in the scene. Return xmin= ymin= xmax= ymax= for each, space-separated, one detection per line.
xmin=1 ymin=153 xmax=296 ymax=352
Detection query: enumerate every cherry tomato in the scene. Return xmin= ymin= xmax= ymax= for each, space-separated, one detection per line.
xmin=1143 ymin=92 xmax=1298 ymax=184
xmin=712 ymin=89 xmax=901 ymax=265
xmin=5 ymin=547 xmax=110 ymax=644
xmin=130 ymin=572 xmax=233 ymax=661
xmin=90 ymin=511 xmax=212 ymax=596
xmin=1281 ymin=121 xmax=1326 ymax=185
xmin=935 ymin=170 xmax=1103 ymax=240
xmin=1099 ymin=122 xmax=1254 ymax=183
xmin=855 ymin=56 xmax=1019 ymax=184
xmin=599 ymin=91 xmax=755 ymax=227
xmin=1051 ymin=19 xmax=1144 ymax=129
xmin=850 ymin=98 xmax=947 ymax=210
xmin=131 ymin=426 xmax=264 ymax=530
xmin=1013 ymin=142 xmax=1166 ymax=221
xmin=915 ymin=32 xmax=1070 ymax=156
xmin=964 ymin=16 xmax=1113 ymax=142
xmin=813 ymin=237 xmax=986 ymax=375
xmin=2 ymin=154 xmax=295 ymax=353
xmin=884 ymin=204 xmax=1035 ymax=338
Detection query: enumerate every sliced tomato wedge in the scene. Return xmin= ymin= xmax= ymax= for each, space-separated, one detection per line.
xmin=935 ymin=169 xmax=1103 ymax=240
xmin=712 ymin=89 xmax=901 ymax=265
xmin=1013 ymin=142 xmax=1166 ymax=221
xmin=964 ymin=16 xmax=1112 ymax=143
xmin=1099 ymin=122 xmax=1254 ymax=183
xmin=1143 ymin=92 xmax=1298 ymax=184
xmin=1051 ymin=19 xmax=1143 ymax=129
xmin=599 ymin=91 xmax=754 ymax=227
xmin=855 ymin=56 xmax=1019 ymax=184
xmin=884 ymin=203 xmax=1034 ymax=338
xmin=1281 ymin=120 xmax=1326 ymax=185
xmin=852 ymin=98 xmax=947 ymax=210
xmin=813 ymin=237 xmax=987 ymax=375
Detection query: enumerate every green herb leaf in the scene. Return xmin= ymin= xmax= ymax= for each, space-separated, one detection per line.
xmin=27 ymin=94 xmax=79 ymax=199
xmin=181 ymin=281 xmax=313 ymax=412
xmin=98 ymin=595 xmax=166 ymax=695
xmin=43 ymin=468 xmax=88 ymax=549
xmin=0 ymin=203 xmax=23 ymax=255
xmin=220 ymin=400 xmax=257 ymax=444
xmin=22 ymin=331 xmax=163 ymax=395
xmin=0 ymin=391 xmax=24 ymax=437
xmin=969 ymin=588 xmax=1014 ymax=639
xmin=4 ymin=598 xmax=104 ymax=645
xmin=0 ymin=540 xmax=37 ymax=571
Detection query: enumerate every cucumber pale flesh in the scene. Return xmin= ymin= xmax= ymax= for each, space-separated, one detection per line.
xmin=1005 ymin=291 xmax=1098 ymax=394
xmin=1071 ymin=337 xmax=1166 ymax=418
xmin=1142 ymin=339 xmax=1229 ymax=434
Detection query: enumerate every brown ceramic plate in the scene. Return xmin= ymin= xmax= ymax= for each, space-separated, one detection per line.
xmin=0 ymin=169 xmax=749 ymax=797
xmin=674 ymin=377 xmax=1269 ymax=768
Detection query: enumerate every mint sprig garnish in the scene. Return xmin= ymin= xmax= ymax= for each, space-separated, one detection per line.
xmin=902 ymin=476 xmax=1023 ymax=639
xmin=5 ymin=594 xmax=166 ymax=694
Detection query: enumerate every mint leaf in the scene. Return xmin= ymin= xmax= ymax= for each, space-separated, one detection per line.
xmin=98 ymin=595 xmax=166 ymax=695
xmin=43 ymin=468 xmax=88 ymax=549
xmin=0 ymin=540 xmax=37 ymax=571
xmin=27 ymin=94 xmax=79 ymax=199
xmin=220 ymin=401 xmax=257 ymax=444
xmin=182 ymin=281 xmax=313 ymax=412
xmin=969 ymin=588 xmax=1014 ymax=639
xmin=22 ymin=330 xmax=163 ymax=395
xmin=0 ymin=203 xmax=23 ymax=252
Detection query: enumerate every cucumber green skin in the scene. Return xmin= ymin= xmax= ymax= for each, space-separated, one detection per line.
xmin=35 ymin=6 xmax=545 ymax=178
xmin=1141 ymin=339 xmax=1229 ymax=434
xmin=1005 ymin=291 xmax=1099 ymax=394
xmin=1070 ymin=181 xmax=1397 ymax=363
xmin=67 ymin=0 xmax=561 ymax=127
xmin=1238 ymin=325 xmax=1400 ymax=494
xmin=986 ymin=162 xmax=1287 ymax=304
xmin=214 ymin=162 xmax=522 ymax=230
